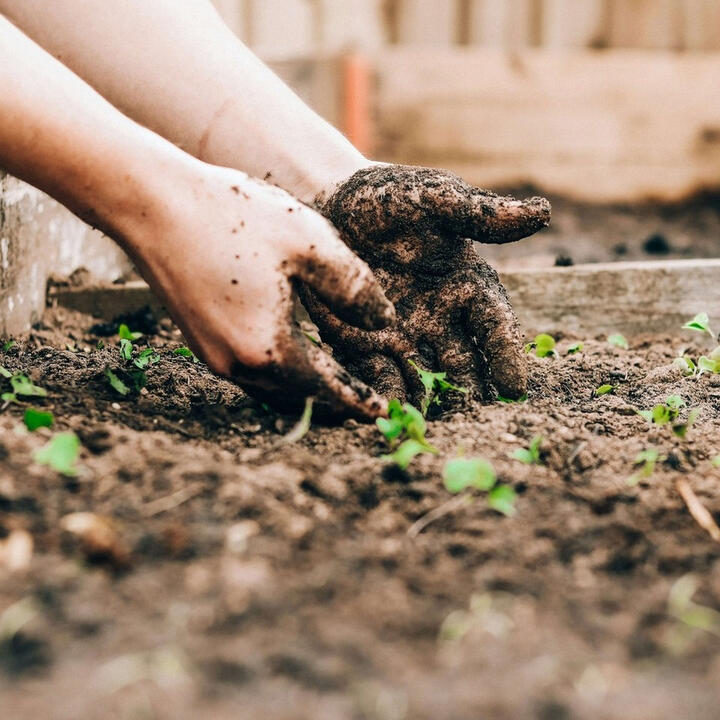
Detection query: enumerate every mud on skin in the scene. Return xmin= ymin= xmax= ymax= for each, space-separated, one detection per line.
xmin=304 ymin=165 xmax=551 ymax=406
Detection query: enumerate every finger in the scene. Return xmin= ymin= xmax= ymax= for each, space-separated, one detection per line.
xmin=435 ymin=341 xmax=484 ymax=401
xmin=467 ymin=261 xmax=528 ymax=400
xmin=292 ymin=230 xmax=395 ymax=331
xmin=323 ymin=165 xmax=550 ymax=245
xmin=348 ymin=353 xmax=407 ymax=402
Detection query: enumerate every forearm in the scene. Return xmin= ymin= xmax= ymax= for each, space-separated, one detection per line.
xmin=0 ymin=15 xmax=196 ymax=249
xmin=0 ymin=0 xmax=368 ymax=202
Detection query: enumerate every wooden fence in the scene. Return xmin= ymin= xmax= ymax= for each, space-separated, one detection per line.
xmin=212 ymin=0 xmax=720 ymax=57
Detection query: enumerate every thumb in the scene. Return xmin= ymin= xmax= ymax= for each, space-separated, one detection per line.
xmin=292 ymin=229 xmax=395 ymax=331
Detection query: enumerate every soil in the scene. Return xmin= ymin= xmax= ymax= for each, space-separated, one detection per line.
xmin=2 ymin=307 xmax=720 ymax=720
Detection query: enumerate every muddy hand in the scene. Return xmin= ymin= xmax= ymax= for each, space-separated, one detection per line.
xmin=125 ymin=165 xmax=395 ymax=421
xmin=302 ymin=165 xmax=551 ymax=404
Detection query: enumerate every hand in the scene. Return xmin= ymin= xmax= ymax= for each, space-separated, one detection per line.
xmin=125 ymin=164 xmax=395 ymax=420
xmin=302 ymin=165 xmax=551 ymax=406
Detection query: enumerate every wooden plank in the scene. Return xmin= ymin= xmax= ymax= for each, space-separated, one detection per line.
xmin=49 ymin=260 xmax=720 ymax=338
xmin=396 ymin=0 xmax=457 ymax=45
xmin=502 ymin=259 xmax=720 ymax=337
xmin=374 ymin=48 xmax=720 ymax=201
xmin=245 ymin=0 xmax=314 ymax=59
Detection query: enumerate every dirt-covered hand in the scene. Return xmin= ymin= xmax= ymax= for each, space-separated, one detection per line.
xmin=125 ymin=164 xmax=395 ymax=420
xmin=302 ymin=165 xmax=551 ymax=405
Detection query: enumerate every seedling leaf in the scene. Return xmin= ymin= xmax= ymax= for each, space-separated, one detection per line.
xmin=0 ymin=366 xmax=12 ymax=379
xmin=488 ymin=485 xmax=517 ymax=516
xmin=280 ymin=397 xmax=314 ymax=445
xmin=566 ymin=342 xmax=584 ymax=355
xmin=683 ymin=312 xmax=713 ymax=338
xmin=118 ymin=323 xmax=143 ymax=341
xmin=10 ymin=374 xmax=47 ymax=397
xmin=382 ymin=439 xmax=430 ymax=470
xmin=608 ymin=333 xmax=629 ymax=349
xmin=119 ymin=338 xmax=133 ymax=362
xmin=673 ymin=356 xmax=697 ymax=376
xmin=173 ymin=347 xmax=199 ymax=363
xmin=444 ymin=457 xmax=496 ymax=494
xmin=408 ymin=359 xmax=467 ymax=415
xmin=2 ymin=340 xmax=15 ymax=351
xmin=512 ymin=435 xmax=542 ymax=465
xmin=497 ymin=393 xmax=528 ymax=404
xmin=595 ymin=384 xmax=614 ymax=396
xmin=628 ymin=448 xmax=663 ymax=486
xmin=34 ymin=432 xmax=80 ymax=476
xmin=105 ymin=368 xmax=130 ymax=396
xmin=525 ymin=334 xmax=557 ymax=358
xmin=133 ymin=347 xmax=160 ymax=369
xmin=673 ymin=408 xmax=700 ymax=439
xmin=23 ymin=408 xmax=54 ymax=431
xmin=697 ymin=347 xmax=720 ymax=374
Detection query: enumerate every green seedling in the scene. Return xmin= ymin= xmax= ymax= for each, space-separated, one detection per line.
xmin=2 ymin=340 xmax=15 ymax=351
xmin=378 ymin=399 xmax=438 ymax=469
xmin=673 ymin=355 xmax=697 ymax=376
xmin=0 ymin=367 xmax=48 ymax=404
xmin=667 ymin=574 xmax=720 ymax=641
xmin=525 ymin=334 xmax=557 ymax=358
xmin=443 ymin=457 xmax=516 ymax=517
xmin=118 ymin=323 xmax=143 ymax=341
xmin=683 ymin=312 xmax=714 ymax=338
xmin=34 ymin=432 xmax=80 ymax=476
xmin=594 ymin=384 xmax=614 ymax=396
xmin=672 ymin=408 xmax=700 ymax=439
xmin=133 ymin=347 xmax=160 ymax=370
xmin=608 ymin=333 xmax=629 ymax=350
xmin=23 ymin=408 xmax=54 ymax=432
xmin=173 ymin=347 xmax=199 ymax=363
xmin=497 ymin=393 xmax=528 ymax=404
xmin=628 ymin=448 xmax=664 ymax=486
xmin=119 ymin=338 xmax=133 ymax=362
xmin=105 ymin=367 xmax=130 ymax=396
xmin=512 ymin=435 xmax=542 ymax=465
xmin=698 ymin=347 xmax=720 ymax=374
xmin=566 ymin=342 xmax=584 ymax=355
xmin=279 ymin=397 xmax=314 ymax=445
xmin=408 ymin=360 xmax=467 ymax=415
xmin=637 ymin=395 xmax=685 ymax=425
xmin=96 ymin=340 xmax=105 ymax=350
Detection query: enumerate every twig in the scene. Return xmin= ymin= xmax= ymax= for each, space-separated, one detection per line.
xmin=677 ymin=479 xmax=720 ymax=543
xmin=407 ymin=493 xmax=473 ymax=539
xmin=142 ymin=483 xmax=203 ymax=517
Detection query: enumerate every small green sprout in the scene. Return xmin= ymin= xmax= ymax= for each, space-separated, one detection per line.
xmin=512 ymin=435 xmax=542 ymax=465
xmin=698 ymin=347 xmax=720 ymax=374
xmin=119 ymin=338 xmax=133 ymax=362
xmin=566 ymin=342 xmax=584 ymax=355
xmin=525 ymin=334 xmax=557 ymax=358
xmin=683 ymin=312 xmax=714 ymax=338
xmin=23 ymin=408 xmax=54 ymax=432
xmin=0 ymin=366 xmax=10 ymax=379
xmin=133 ymin=347 xmax=160 ymax=370
xmin=34 ymin=432 xmax=80 ymax=476
xmin=672 ymin=408 xmax=700 ymax=439
xmin=96 ymin=340 xmax=105 ymax=350
xmin=173 ymin=347 xmax=199 ymax=363
xmin=443 ymin=457 xmax=516 ymax=516
xmin=608 ymin=333 xmax=629 ymax=349
xmin=378 ymin=399 xmax=437 ymax=468
xmin=105 ymin=367 xmax=130 ymax=396
xmin=668 ymin=574 xmax=720 ymax=639
xmin=2 ymin=340 xmax=15 ymax=351
xmin=637 ymin=395 xmax=685 ymax=425
xmin=594 ymin=384 xmax=614 ymax=396
xmin=712 ymin=456 xmax=720 ymax=468
xmin=628 ymin=448 xmax=664 ymax=486
xmin=118 ymin=323 xmax=143 ymax=341
xmin=408 ymin=360 xmax=467 ymax=415
xmin=673 ymin=355 xmax=697 ymax=376
xmin=496 ymin=393 xmax=528 ymax=404
xmin=279 ymin=397 xmax=314 ymax=445
xmin=0 ymin=368 xmax=48 ymax=404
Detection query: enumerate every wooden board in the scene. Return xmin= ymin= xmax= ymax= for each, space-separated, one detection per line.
xmin=374 ymin=48 xmax=720 ymax=201
xmin=49 ymin=260 xmax=720 ymax=338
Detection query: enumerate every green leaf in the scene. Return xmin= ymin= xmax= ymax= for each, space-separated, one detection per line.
xmin=665 ymin=395 xmax=685 ymax=410
xmin=376 ymin=416 xmax=404 ymax=442
xmin=673 ymin=356 xmax=697 ymax=376
xmin=23 ymin=408 xmax=54 ymax=431
xmin=280 ymin=397 xmax=314 ymax=445
xmin=683 ymin=312 xmax=713 ymax=337
xmin=173 ymin=347 xmax=198 ymax=363
xmin=408 ymin=359 xmax=467 ymax=415
xmin=532 ymin=334 xmax=557 ymax=358
xmin=118 ymin=323 xmax=143 ymax=341
xmin=628 ymin=448 xmax=663 ymax=486
xmin=512 ymin=435 xmax=542 ymax=465
xmin=496 ymin=393 xmax=528 ymax=404
xmin=0 ymin=365 xmax=12 ymax=379
xmin=488 ymin=485 xmax=517 ymax=516
xmin=133 ymin=347 xmax=160 ymax=369
xmin=10 ymin=374 xmax=47 ymax=397
xmin=2 ymin=340 xmax=15 ymax=351
xmin=698 ymin=347 xmax=720 ymax=374
xmin=566 ymin=342 xmax=584 ymax=355
xmin=444 ymin=457 xmax=496 ymax=494
xmin=608 ymin=333 xmax=629 ymax=349
xmin=595 ymin=384 xmax=614 ymax=396
xmin=105 ymin=367 xmax=130 ymax=396
xmin=96 ymin=340 xmax=105 ymax=350
xmin=381 ymin=439 xmax=431 ymax=470
xmin=673 ymin=408 xmax=700 ymax=439
xmin=1 ymin=392 xmax=17 ymax=404
xmin=34 ymin=432 xmax=80 ymax=476
xmin=119 ymin=338 xmax=133 ymax=362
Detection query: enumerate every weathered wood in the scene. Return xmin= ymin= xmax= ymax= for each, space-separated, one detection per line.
xmin=374 ymin=48 xmax=720 ymax=202
xmin=502 ymin=259 xmax=720 ymax=337
xmin=48 ymin=260 xmax=720 ymax=338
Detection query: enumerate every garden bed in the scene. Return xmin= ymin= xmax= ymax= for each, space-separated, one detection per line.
xmin=2 ymin=307 xmax=720 ymax=719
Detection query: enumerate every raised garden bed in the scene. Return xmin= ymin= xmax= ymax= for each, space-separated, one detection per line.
xmin=2 ymin=302 xmax=720 ymax=719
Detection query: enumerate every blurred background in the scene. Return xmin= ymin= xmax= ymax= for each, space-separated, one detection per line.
xmin=211 ymin=0 xmax=720 ymax=267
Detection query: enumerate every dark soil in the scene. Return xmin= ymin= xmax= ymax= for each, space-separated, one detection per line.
xmin=484 ymin=189 xmax=720 ymax=269
xmin=2 ymin=308 xmax=720 ymax=719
